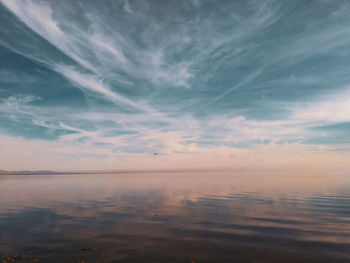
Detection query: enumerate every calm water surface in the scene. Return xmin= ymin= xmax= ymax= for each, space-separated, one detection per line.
xmin=0 ymin=171 xmax=350 ymax=262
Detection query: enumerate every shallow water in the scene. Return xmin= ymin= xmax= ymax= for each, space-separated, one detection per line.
xmin=0 ymin=171 xmax=350 ymax=262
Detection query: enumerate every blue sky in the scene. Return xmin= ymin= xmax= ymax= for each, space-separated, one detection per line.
xmin=1 ymin=0 xmax=350 ymax=170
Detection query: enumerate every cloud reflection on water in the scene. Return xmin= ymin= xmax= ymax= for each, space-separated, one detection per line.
xmin=0 ymin=172 xmax=350 ymax=262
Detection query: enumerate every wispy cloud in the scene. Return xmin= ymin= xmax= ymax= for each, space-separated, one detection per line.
xmin=56 ymin=65 xmax=144 ymax=111
xmin=123 ymin=0 xmax=133 ymax=14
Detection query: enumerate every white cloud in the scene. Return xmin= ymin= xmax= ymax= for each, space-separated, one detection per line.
xmin=123 ymin=0 xmax=133 ymax=14
xmin=291 ymin=89 xmax=350 ymax=125
xmin=206 ymin=66 xmax=265 ymax=107
xmin=1 ymin=0 xmax=95 ymax=71
xmin=55 ymin=65 xmax=143 ymax=110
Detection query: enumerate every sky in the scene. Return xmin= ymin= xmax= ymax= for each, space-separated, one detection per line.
xmin=0 ymin=0 xmax=350 ymax=171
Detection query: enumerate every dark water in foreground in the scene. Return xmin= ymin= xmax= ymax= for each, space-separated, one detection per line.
xmin=0 ymin=172 xmax=350 ymax=263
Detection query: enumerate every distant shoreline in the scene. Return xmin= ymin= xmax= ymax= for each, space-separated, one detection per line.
xmin=0 ymin=170 xmax=74 ymax=175
xmin=1 ymin=168 xmax=345 ymax=176
xmin=0 ymin=168 xmax=236 ymax=175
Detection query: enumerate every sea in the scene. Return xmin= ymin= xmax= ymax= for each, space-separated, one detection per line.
xmin=0 ymin=171 xmax=349 ymax=262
